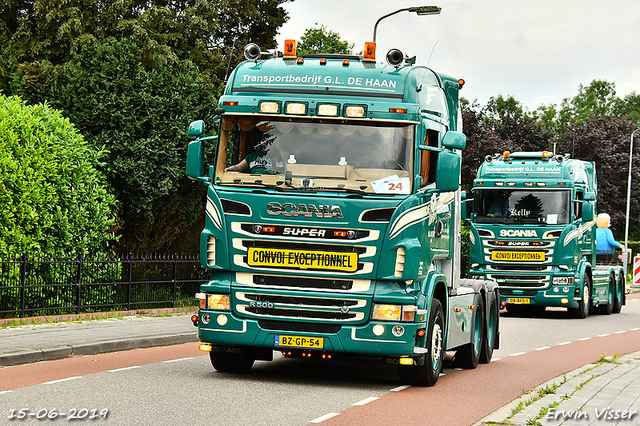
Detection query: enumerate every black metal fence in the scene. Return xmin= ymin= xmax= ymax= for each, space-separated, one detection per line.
xmin=0 ymin=253 xmax=210 ymax=319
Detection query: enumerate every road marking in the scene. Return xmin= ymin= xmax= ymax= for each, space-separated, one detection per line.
xmin=309 ymin=413 xmax=340 ymax=423
xmin=353 ymin=397 xmax=379 ymax=406
xmin=390 ymin=385 xmax=411 ymax=392
xmin=107 ymin=366 xmax=141 ymax=373
xmin=578 ymin=337 xmax=592 ymax=341
xmin=534 ymin=346 xmax=550 ymax=351
xmin=558 ymin=341 xmax=572 ymax=345
xmin=614 ymin=331 xmax=626 ymax=334
xmin=163 ymin=357 xmax=194 ymax=363
xmin=490 ymin=357 xmax=501 ymax=362
xmin=598 ymin=334 xmax=610 ymax=337
xmin=43 ymin=376 xmax=82 ymax=385
xmin=509 ymin=352 xmax=526 ymax=357
xmin=0 ymin=390 xmax=12 ymax=395
xmin=631 ymin=328 xmax=640 ymax=331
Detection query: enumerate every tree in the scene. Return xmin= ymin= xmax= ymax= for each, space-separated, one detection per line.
xmin=0 ymin=0 xmax=291 ymax=253
xmin=0 ymin=94 xmax=117 ymax=256
xmin=296 ymin=24 xmax=355 ymax=56
xmin=557 ymin=115 xmax=640 ymax=237
xmin=613 ymin=91 xmax=640 ymax=126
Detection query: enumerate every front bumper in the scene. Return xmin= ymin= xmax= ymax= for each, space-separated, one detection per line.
xmin=197 ymin=309 xmax=426 ymax=357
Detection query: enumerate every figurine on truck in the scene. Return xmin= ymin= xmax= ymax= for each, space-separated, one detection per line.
xmin=186 ymin=37 xmax=499 ymax=386
xmin=466 ymin=151 xmax=625 ymax=318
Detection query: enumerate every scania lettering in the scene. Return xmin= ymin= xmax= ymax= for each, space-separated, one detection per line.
xmin=466 ymin=151 xmax=625 ymax=318
xmin=186 ymin=32 xmax=499 ymax=386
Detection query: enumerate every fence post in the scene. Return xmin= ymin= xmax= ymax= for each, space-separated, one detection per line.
xmin=19 ymin=253 xmax=27 ymax=318
xmin=172 ymin=253 xmax=178 ymax=308
xmin=126 ymin=253 xmax=133 ymax=311
xmin=76 ymin=254 xmax=84 ymax=314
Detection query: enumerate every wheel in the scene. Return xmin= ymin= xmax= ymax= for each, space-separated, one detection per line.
xmin=456 ymin=293 xmax=483 ymax=369
xmin=569 ymin=275 xmax=591 ymax=319
xmin=597 ymin=273 xmax=614 ymax=315
xmin=612 ymin=271 xmax=624 ymax=313
xmin=480 ymin=293 xmax=499 ymax=364
xmin=398 ymin=298 xmax=444 ymax=387
xmin=210 ymin=347 xmax=254 ymax=373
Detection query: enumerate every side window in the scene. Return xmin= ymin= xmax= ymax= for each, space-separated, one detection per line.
xmin=420 ymin=129 xmax=439 ymax=184
xmin=574 ymin=191 xmax=583 ymax=220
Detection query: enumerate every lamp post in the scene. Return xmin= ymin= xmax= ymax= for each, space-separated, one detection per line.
xmin=372 ymin=6 xmax=441 ymax=43
xmin=623 ymin=128 xmax=639 ymax=280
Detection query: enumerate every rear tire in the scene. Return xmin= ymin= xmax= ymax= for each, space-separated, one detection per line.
xmin=456 ymin=293 xmax=483 ymax=369
xmin=612 ymin=271 xmax=624 ymax=314
xmin=597 ymin=273 xmax=614 ymax=315
xmin=480 ymin=293 xmax=498 ymax=364
xmin=210 ymin=347 xmax=255 ymax=373
xmin=398 ymin=298 xmax=444 ymax=387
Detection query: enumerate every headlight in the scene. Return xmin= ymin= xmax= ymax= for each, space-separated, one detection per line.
xmin=207 ymin=294 xmax=231 ymax=310
xmin=372 ymin=304 xmax=417 ymax=322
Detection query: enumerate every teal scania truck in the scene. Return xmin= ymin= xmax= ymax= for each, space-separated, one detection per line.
xmin=466 ymin=151 xmax=625 ymax=318
xmin=185 ymin=38 xmax=499 ymax=386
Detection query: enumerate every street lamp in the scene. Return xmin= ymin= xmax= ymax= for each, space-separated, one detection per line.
xmin=623 ymin=128 xmax=639 ymax=280
xmin=372 ymin=6 xmax=442 ymax=42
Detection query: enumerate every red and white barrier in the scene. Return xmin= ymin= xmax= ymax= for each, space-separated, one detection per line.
xmin=634 ymin=255 xmax=640 ymax=286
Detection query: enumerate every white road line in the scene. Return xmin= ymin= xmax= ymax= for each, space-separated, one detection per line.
xmin=490 ymin=357 xmax=501 ymax=362
xmin=614 ymin=331 xmax=626 ymax=334
xmin=509 ymin=352 xmax=526 ymax=357
xmin=106 ymin=366 xmax=141 ymax=373
xmin=534 ymin=346 xmax=550 ymax=351
xmin=163 ymin=357 xmax=194 ymax=363
xmin=558 ymin=341 xmax=572 ymax=345
xmin=631 ymin=328 xmax=640 ymax=331
xmin=42 ymin=376 xmax=82 ymax=385
xmin=309 ymin=413 xmax=340 ymax=423
xmin=597 ymin=334 xmax=611 ymax=337
xmin=390 ymin=385 xmax=411 ymax=392
xmin=578 ymin=337 xmax=592 ymax=341
xmin=352 ymin=397 xmax=379 ymax=406
xmin=0 ymin=390 xmax=13 ymax=395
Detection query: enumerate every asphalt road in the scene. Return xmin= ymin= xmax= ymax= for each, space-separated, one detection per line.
xmin=1 ymin=295 xmax=639 ymax=426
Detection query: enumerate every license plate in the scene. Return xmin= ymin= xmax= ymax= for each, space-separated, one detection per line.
xmin=275 ymin=335 xmax=324 ymax=349
xmin=491 ymin=251 xmax=545 ymax=262
xmin=507 ymin=298 xmax=531 ymax=304
xmin=247 ymin=247 xmax=358 ymax=272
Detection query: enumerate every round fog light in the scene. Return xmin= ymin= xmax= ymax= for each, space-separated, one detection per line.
xmin=372 ymin=324 xmax=385 ymax=336
xmin=553 ymin=287 xmax=559 ymax=293
xmin=563 ymin=287 xmax=569 ymax=293
xmin=217 ymin=314 xmax=228 ymax=326
xmin=392 ymin=325 xmax=405 ymax=337
xmin=201 ymin=313 xmax=210 ymax=324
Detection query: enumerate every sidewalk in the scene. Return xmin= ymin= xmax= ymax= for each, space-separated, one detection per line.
xmin=0 ymin=312 xmax=198 ymax=367
xmin=476 ymin=351 xmax=640 ymax=425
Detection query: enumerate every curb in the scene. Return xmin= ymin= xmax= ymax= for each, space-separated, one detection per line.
xmin=0 ymin=333 xmax=198 ymax=367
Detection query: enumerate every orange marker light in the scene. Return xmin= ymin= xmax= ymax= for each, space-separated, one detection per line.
xmin=283 ymin=39 xmax=296 ymax=59
xmin=389 ymin=108 xmax=408 ymax=113
xmin=503 ymin=151 xmax=510 ymax=158
xmin=363 ymin=42 xmax=376 ymax=62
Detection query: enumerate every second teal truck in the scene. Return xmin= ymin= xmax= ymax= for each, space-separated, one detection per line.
xmin=466 ymin=151 xmax=625 ymax=318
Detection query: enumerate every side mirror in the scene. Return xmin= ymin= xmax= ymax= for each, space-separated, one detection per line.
xmin=188 ymin=120 xmax=205 ymax=138
xmin=584 ymin=192 xmax=596 ymax=201
xmin=582 ymin=202 xmax=595 ymax=222
xmin=442 ymin=131 xmax=466 ymax=150
xmin=435 ymin=148 xmax=461 ymax=192
xmin=186 ymin=139 xmax=205 ymax=180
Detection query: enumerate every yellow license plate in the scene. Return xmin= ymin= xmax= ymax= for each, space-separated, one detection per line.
xmin=275 ymin=335 xmax=324 ymax=349
xmin=507 ymin=298 xmax=531 ymax=304
xmin=491 ymin=251 xmax=545 ymax=262
xmin=247 ymin=247 xmax=358 ymax=272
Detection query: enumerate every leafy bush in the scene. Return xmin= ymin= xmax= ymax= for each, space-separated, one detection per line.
xmin=0 ymin=94 xmax=118 ymax=256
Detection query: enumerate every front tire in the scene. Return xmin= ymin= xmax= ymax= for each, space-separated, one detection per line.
xmin=210 ymin=347 xmax=255 ymax=373
xmin=398 ymin=298 xmax=444 ymax=387
xmin=570 ymin=275 xmax=591 ymax=319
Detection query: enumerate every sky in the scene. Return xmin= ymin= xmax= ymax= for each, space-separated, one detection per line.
xmin=274 ymin=0 xmax=640 ymax=112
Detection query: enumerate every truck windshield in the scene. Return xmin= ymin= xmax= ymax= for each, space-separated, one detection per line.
xmin=217 ymin=116 xmax=414 ymax=194
xmin=473 ymin=189 xmax=571 ymax=224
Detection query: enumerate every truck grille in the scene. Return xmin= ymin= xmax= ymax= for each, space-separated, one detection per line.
xmin=253 ymin=274 xmax=353 ymax=290
xmin=487 ymin=273 xmax=550 ymax=288
xmin=236 ymin=291 xmax=367 ymax=322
